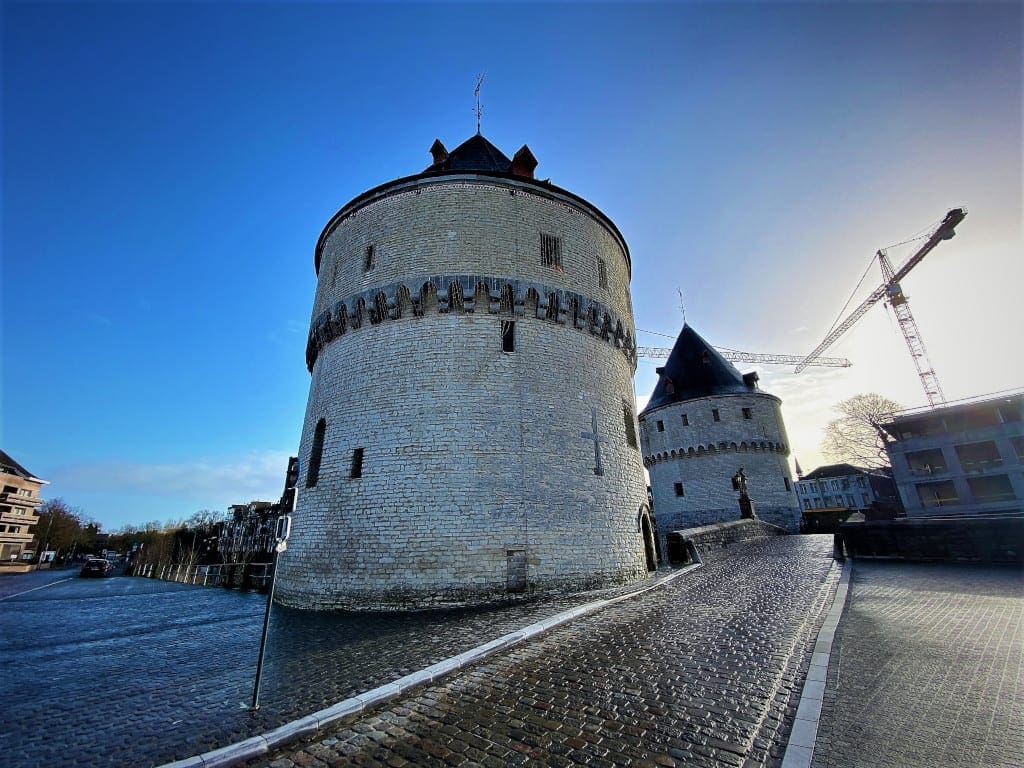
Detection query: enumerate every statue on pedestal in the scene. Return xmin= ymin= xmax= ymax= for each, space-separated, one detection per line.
xmin=731 ymin=468 xmax=756 ymax=520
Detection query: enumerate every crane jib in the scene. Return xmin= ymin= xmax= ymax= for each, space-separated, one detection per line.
xmin=794 ymin=207 xmax=967 ymax=403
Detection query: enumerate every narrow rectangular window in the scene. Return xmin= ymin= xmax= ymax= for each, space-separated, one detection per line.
xmin=656 ymin=420 xmax=665 ymax=432
xmin=784 ymin=477 xmax=792 ymax=491
xmin=306 ymin=419 xmax=326 ymax=488
xmin=712 ymin=408 xmax=720 ymax=422
xmin=350 ymin=448 xmax=364 ymax=479
xmin=363 ymin=244 xmax=375 ymax=272
xmin=597 ymin=258 xmax=608 ymax=288
xmin=674 ymin=482 xmax=684 ymax=497
xmin=623 ymin=404 xmax=638 ymax=449
xmin=742 ymin=407 xmax=752 ymax=419
xmin=540 ymin=233 xmax=562 ymax=269
xmin=501 ymin=320 xmax=515 ymax=353
xmin=681 ymin=413 xmax=689 ymax=426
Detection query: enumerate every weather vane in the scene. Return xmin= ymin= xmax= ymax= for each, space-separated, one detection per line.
xmin=677 ymin=288 xmax=686 ymax=323
xmin=474 ymin=72 xmax=486 ymax=134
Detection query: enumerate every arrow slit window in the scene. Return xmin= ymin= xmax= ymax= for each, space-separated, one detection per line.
xmin=306 ymin=419 xmax=326 ymax=488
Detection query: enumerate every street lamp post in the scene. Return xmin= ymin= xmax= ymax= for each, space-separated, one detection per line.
xmin=249 ymin=514 xmax=291 ymax=713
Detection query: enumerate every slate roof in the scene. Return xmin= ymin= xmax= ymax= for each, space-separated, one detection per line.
xmin=640 ymin=323 xmax=756 ymax=415
xmin=803 ymin=463 xmax=892 ymax=480
xmin=0 ymin=448 xmax=35 ymax=479
xmin=425 ymin=134 xmax=512 ymax=173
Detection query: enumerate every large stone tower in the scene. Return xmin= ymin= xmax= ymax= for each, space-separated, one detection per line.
xmin=638 ymin=323 xmax=801 ymax=547
xmin=276 ymin=134 xmax=655 ymax=610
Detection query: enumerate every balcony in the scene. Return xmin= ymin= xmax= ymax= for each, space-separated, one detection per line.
xmin=0 ymin=510 xmax=38 ymax=525
xmin=0 ymin=491 xmax=39 ymax=505
xmin=955 ymin=441 xmax=1004 ymax=474
xmin=916 ymin=480 xmax=960 ymax=509
xmin=966 ymin=475 xmax=1018 ymax=505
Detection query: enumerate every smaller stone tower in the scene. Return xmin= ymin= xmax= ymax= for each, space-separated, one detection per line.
xmin=638 ymin=323 xmax=801 ymax=548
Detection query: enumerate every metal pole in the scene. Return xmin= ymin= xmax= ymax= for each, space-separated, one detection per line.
xmin=250 ymin=556 xmax=278 ymax=712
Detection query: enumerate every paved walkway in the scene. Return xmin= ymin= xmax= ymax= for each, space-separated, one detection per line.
xmin=247 ymin=535 xmax=839 ymax=768
xmin=811 ymin=561 xmax=1024 ymax=768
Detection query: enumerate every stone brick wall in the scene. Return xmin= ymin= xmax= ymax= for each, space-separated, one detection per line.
xmin=640 ymin=393 xmax=801 ymax=550
xmin=314 ymin=179 xmax=633 ymax=324
xmin=276 ymin=175 xmax=650 ymax=610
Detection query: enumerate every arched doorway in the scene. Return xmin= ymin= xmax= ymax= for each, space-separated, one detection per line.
xmin=638 ymin=506 xmax=658 ymax=572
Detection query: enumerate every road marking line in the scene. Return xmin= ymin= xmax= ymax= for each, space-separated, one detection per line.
xmin=0 ymin=577 xmax=75 ymax=601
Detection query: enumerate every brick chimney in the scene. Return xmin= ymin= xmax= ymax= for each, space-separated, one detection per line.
xmin=511 ymin=145 xmax=537 ymax=178
xmin=429 ymin=139 xmax=448 ymax=166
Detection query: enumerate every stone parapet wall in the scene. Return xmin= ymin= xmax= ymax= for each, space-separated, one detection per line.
xmin=839 ymin=515 xmax=1024 ymax=562
xmin=664 ymin=518 xmax=788 ymax=564
xmin=304 ymin=274 xmax=637 ymax=371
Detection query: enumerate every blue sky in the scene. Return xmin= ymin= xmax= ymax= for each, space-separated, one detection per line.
xmin=3 ymin=1 xmax=1020 ymax=531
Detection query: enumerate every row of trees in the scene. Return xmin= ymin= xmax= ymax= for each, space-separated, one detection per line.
xmin=32 ymin=499 xmax=100 ymax=563
xmin=104 ymin=509 xmax=227 ymax=567
xmin=30 ymin=502 xmax=228 ymax=566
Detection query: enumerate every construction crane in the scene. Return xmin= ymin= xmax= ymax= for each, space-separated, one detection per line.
xmin=638 ymin=346 xmax=852 ymax=368
xmin=795 ymin=207 xmax=967 ymax=406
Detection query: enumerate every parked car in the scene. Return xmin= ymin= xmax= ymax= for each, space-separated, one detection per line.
xmin=80 ymin=558 xmax=113 ymax=577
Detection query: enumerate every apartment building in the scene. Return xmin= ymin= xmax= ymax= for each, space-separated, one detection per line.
xmin=0 ymin=449 xmax=46 ymax=562
xmin=881 ymin=391 xmax=1023 ymax=517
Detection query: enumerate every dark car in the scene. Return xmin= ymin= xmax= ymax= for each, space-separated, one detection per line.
xmin=80 ymin=558 xmax=113 ymax=577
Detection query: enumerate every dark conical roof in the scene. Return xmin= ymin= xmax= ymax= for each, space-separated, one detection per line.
xmin=424 ymin=134 xmax=512 ymax=173
xmin=641 ymin=323 xmax=757 ymax=414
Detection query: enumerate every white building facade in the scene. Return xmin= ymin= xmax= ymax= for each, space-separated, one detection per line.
xmin=794 ymin=463 xmax=897 ymax=513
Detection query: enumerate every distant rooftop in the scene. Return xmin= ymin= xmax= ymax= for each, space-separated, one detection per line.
xmin=801 ymin=463 xmax=889 ymax=480
xmin=0 ymin=448 xmax=36 ymax=479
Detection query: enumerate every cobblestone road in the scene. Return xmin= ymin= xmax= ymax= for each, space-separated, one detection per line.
xmin=0 ymin=555 xmax=745 ymax=768
xmin=811 ymin=561 xmax=1024 ymax=768
xmin=251 ymin=535 xmax=839 ymax=768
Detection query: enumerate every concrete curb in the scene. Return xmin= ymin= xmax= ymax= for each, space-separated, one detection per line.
xmin=780 ymin=558 xmax=853 ymax=768
xmin=156 ymin=562 xmax=703 ymax=768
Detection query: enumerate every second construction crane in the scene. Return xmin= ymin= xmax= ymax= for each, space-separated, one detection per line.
xmin=796 ymin=207 xmax=967 ymax=406
xmin=638 ymin=345 xmax=851 ymax=368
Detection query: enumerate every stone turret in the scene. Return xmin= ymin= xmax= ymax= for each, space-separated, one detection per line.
xmin=638 ymin=323 xmax=801 ymax=548
xmin=276 ymin=134 xmax=655 ymax=610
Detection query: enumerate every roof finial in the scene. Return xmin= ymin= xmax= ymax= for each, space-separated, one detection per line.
xmin=677 ymin=287 xmax=686 ymax=325
xmin=473 ymin=72 xmax=485 ymax=135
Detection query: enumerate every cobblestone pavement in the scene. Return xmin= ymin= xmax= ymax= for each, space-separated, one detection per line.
xmin=0 ymin=553 xmax=748 ymax=768
xmin=249 ymin=535 xmax=839 ymax=768
xmin=811 ymin=561 xmax=1024 ymax=768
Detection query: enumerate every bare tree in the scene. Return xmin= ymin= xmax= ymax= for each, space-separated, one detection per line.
xmin=821 ymin=393 xmax=901 ymax=470
xmin=32 ymin=498 xmax=96 ymax=562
